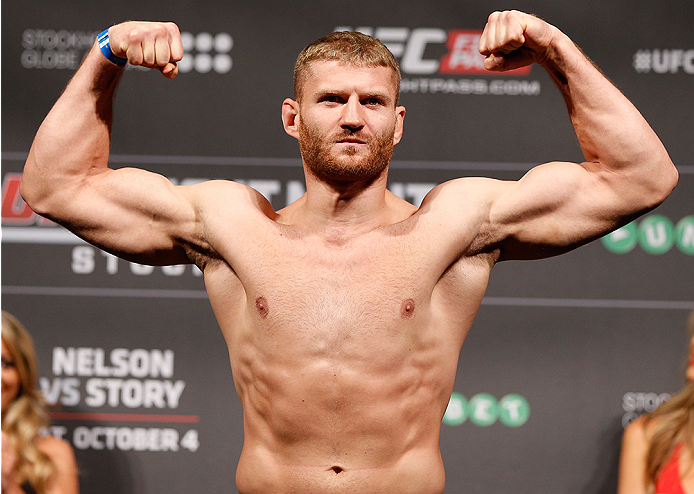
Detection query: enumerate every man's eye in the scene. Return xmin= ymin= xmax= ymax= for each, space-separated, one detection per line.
xmin=322 ymin=95 xmax=340 ymax=103
xmin=365 ymin=98 xmax=382 ymax=106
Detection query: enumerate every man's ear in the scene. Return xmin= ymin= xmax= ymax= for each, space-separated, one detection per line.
xmin=393 ymin=105 xmax=406 ymax=146
xmin=282 ymin=98 xmax=300 ymax=139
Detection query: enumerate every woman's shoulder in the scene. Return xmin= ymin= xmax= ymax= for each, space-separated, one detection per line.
xmin=36 ymin=434 xmax=72 ymax=454
xmin=624 ymin=414 xmax=658 ymax=446
xmin=35 ymin=435 xmax=78 ymax=469
xmin=35 ymin=434 xmax=80 ymax=493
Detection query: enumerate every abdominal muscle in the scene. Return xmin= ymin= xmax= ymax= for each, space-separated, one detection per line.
xmin=236 ymin=444 xmax=446 ymax=494
xmin=234 ymin=359 xmax=449 ymax=494
xmin=230 ymin=302 xmax=456 ymax=494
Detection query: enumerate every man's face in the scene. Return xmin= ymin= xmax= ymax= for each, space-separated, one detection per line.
xmin=294 ymin=61 xmax=405 ymax=184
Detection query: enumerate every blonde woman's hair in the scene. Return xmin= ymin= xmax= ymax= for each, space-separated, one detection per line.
xmin=644 ymin=310 xmax=694 ymax=492
xmin=293 ymin=31 xmax=401 ymax=103
xmin=2 ymin=310 xmax=55 ymax=493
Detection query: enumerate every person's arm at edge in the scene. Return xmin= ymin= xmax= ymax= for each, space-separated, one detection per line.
xmin=38 ymin=436 xmax=80 ymax=494
xmin=617 ymin=415 xmax=651 ymax=494
xmin=20 ymin=22 xmax=198 ymax=265
xmin=474 ymin=11 xmax=678 ymax=261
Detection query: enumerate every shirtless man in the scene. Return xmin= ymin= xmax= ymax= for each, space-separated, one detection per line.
xmin=21 ymin=10 xmax=677 ymax=494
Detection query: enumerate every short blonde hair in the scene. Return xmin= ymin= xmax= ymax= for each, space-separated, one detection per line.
xmin=293 ymin=31 xmax=401 ymax=103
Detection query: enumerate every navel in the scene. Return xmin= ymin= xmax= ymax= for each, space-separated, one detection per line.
xmin=255 ymin=296 xmax=269 ymax=318
xmin=400 ymin=298 xmax=415 ymax=319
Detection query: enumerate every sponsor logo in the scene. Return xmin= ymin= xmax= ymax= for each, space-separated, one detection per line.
xmin=19 ymin=28 xmax=233 ymax=75
xmin=179 ymin=32 xmax=233 ymax=74
xmin=443 ymin=391 xmax=530 ymax=427
xmin=633 ymin=49 xmax=694 ymax=74
xmin=334 ymin=26 xmax=540 ymax=96
xmin=622 ymin=391 xmax=670 ymax=428
xmin=21 ymin=29 xmax=96 ymax=70
xmin=601 ymin=214 xmax=694 ymax=255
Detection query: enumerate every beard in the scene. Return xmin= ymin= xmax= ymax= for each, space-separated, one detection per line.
xmin=298 ymin=120 xmax=395 ymax=185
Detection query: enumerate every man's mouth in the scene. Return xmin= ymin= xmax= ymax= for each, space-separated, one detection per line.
xmin=336 ymin=138 xmax=366 ymax=144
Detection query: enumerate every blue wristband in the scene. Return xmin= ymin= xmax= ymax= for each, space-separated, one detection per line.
xmin=97 ymin=29 xmax=128 ymax=66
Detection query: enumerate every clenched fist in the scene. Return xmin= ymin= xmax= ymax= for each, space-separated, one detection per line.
xmin=107 ymin=21 xmax=184 ymax=79
xmin=479 ymin=10 xmax=557 ymax=71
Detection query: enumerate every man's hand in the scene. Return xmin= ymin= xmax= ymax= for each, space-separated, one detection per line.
xmin=108 ymin=21 xmax=184 ymax=79
xmin=479 ymin=10 xmax=556 ymax=72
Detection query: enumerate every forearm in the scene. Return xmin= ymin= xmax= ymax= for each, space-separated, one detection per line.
xmin=542 ymin=28 xmax=677 ymax=203
xmin=21 ymin=41 xmax=124 ymax=214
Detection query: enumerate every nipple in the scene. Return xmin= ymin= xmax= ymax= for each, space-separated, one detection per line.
xmin=400 ymin=298 xmax=415 ymax=319
xmin=255 ymin=296 xmax=269 ymax=318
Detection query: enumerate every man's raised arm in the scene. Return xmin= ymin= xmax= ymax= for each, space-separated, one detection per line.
xmin=21 ymin=22 xmax=200 ymax=265
xmin=470 ymin=11 xmax=678 ymax=260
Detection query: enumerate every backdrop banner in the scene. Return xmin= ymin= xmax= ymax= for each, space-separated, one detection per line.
xmin=2 ymin=1 xmax=693 ymax=492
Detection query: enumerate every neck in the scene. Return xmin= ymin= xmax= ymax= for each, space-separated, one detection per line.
xmin=286 ymin=166 xmax=404 ymax=241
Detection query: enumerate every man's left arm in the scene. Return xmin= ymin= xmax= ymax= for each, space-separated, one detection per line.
xmin=475 ymin=10 xmax=678 ymax=261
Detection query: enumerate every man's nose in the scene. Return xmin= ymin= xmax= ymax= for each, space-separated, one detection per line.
xmin=340 ymin=96 xmax=364 ymax=131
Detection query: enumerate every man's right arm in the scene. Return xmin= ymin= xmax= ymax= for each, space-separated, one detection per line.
xmin=21 ymin=22 xmax=202 ymax=265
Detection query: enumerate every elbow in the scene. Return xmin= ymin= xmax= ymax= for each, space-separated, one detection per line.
xmin=19 ymin=170 xmax=39 ymax=211
xmin=20 ymin=162 xmax=52 ymax=218
xmin=652 ymin=159 xmax=679 ymax=207
xmin=636 ymin=156 xmax=679 ymax=211
xmin=666 ymin=161 xmax=679 ymax=194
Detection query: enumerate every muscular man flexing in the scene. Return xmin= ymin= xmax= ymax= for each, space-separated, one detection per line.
xmin=21 ymin=11 xmax=677 ymax=494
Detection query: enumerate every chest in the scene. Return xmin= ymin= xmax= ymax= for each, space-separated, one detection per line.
xmin=211 ymin=232 xmax=443 ymax=355
xmin=249 ymin=235 xmax=432 ymax=328
xmin=205 ymin=220 xmax=490 ymax=357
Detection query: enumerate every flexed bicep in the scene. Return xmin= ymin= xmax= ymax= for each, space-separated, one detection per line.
xmin=474 ymin=10 xmax=676 ymax=261
xmin=488 ymin=160 xmax=634 ymax=261
xmin=21 ymin=20 xmax=201 ymax=266
xmin=38 ymin=166 xmax=203 ymax=265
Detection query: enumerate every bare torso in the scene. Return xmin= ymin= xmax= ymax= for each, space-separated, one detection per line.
xmin=194 ymin=182 xmax=496 ymax=494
